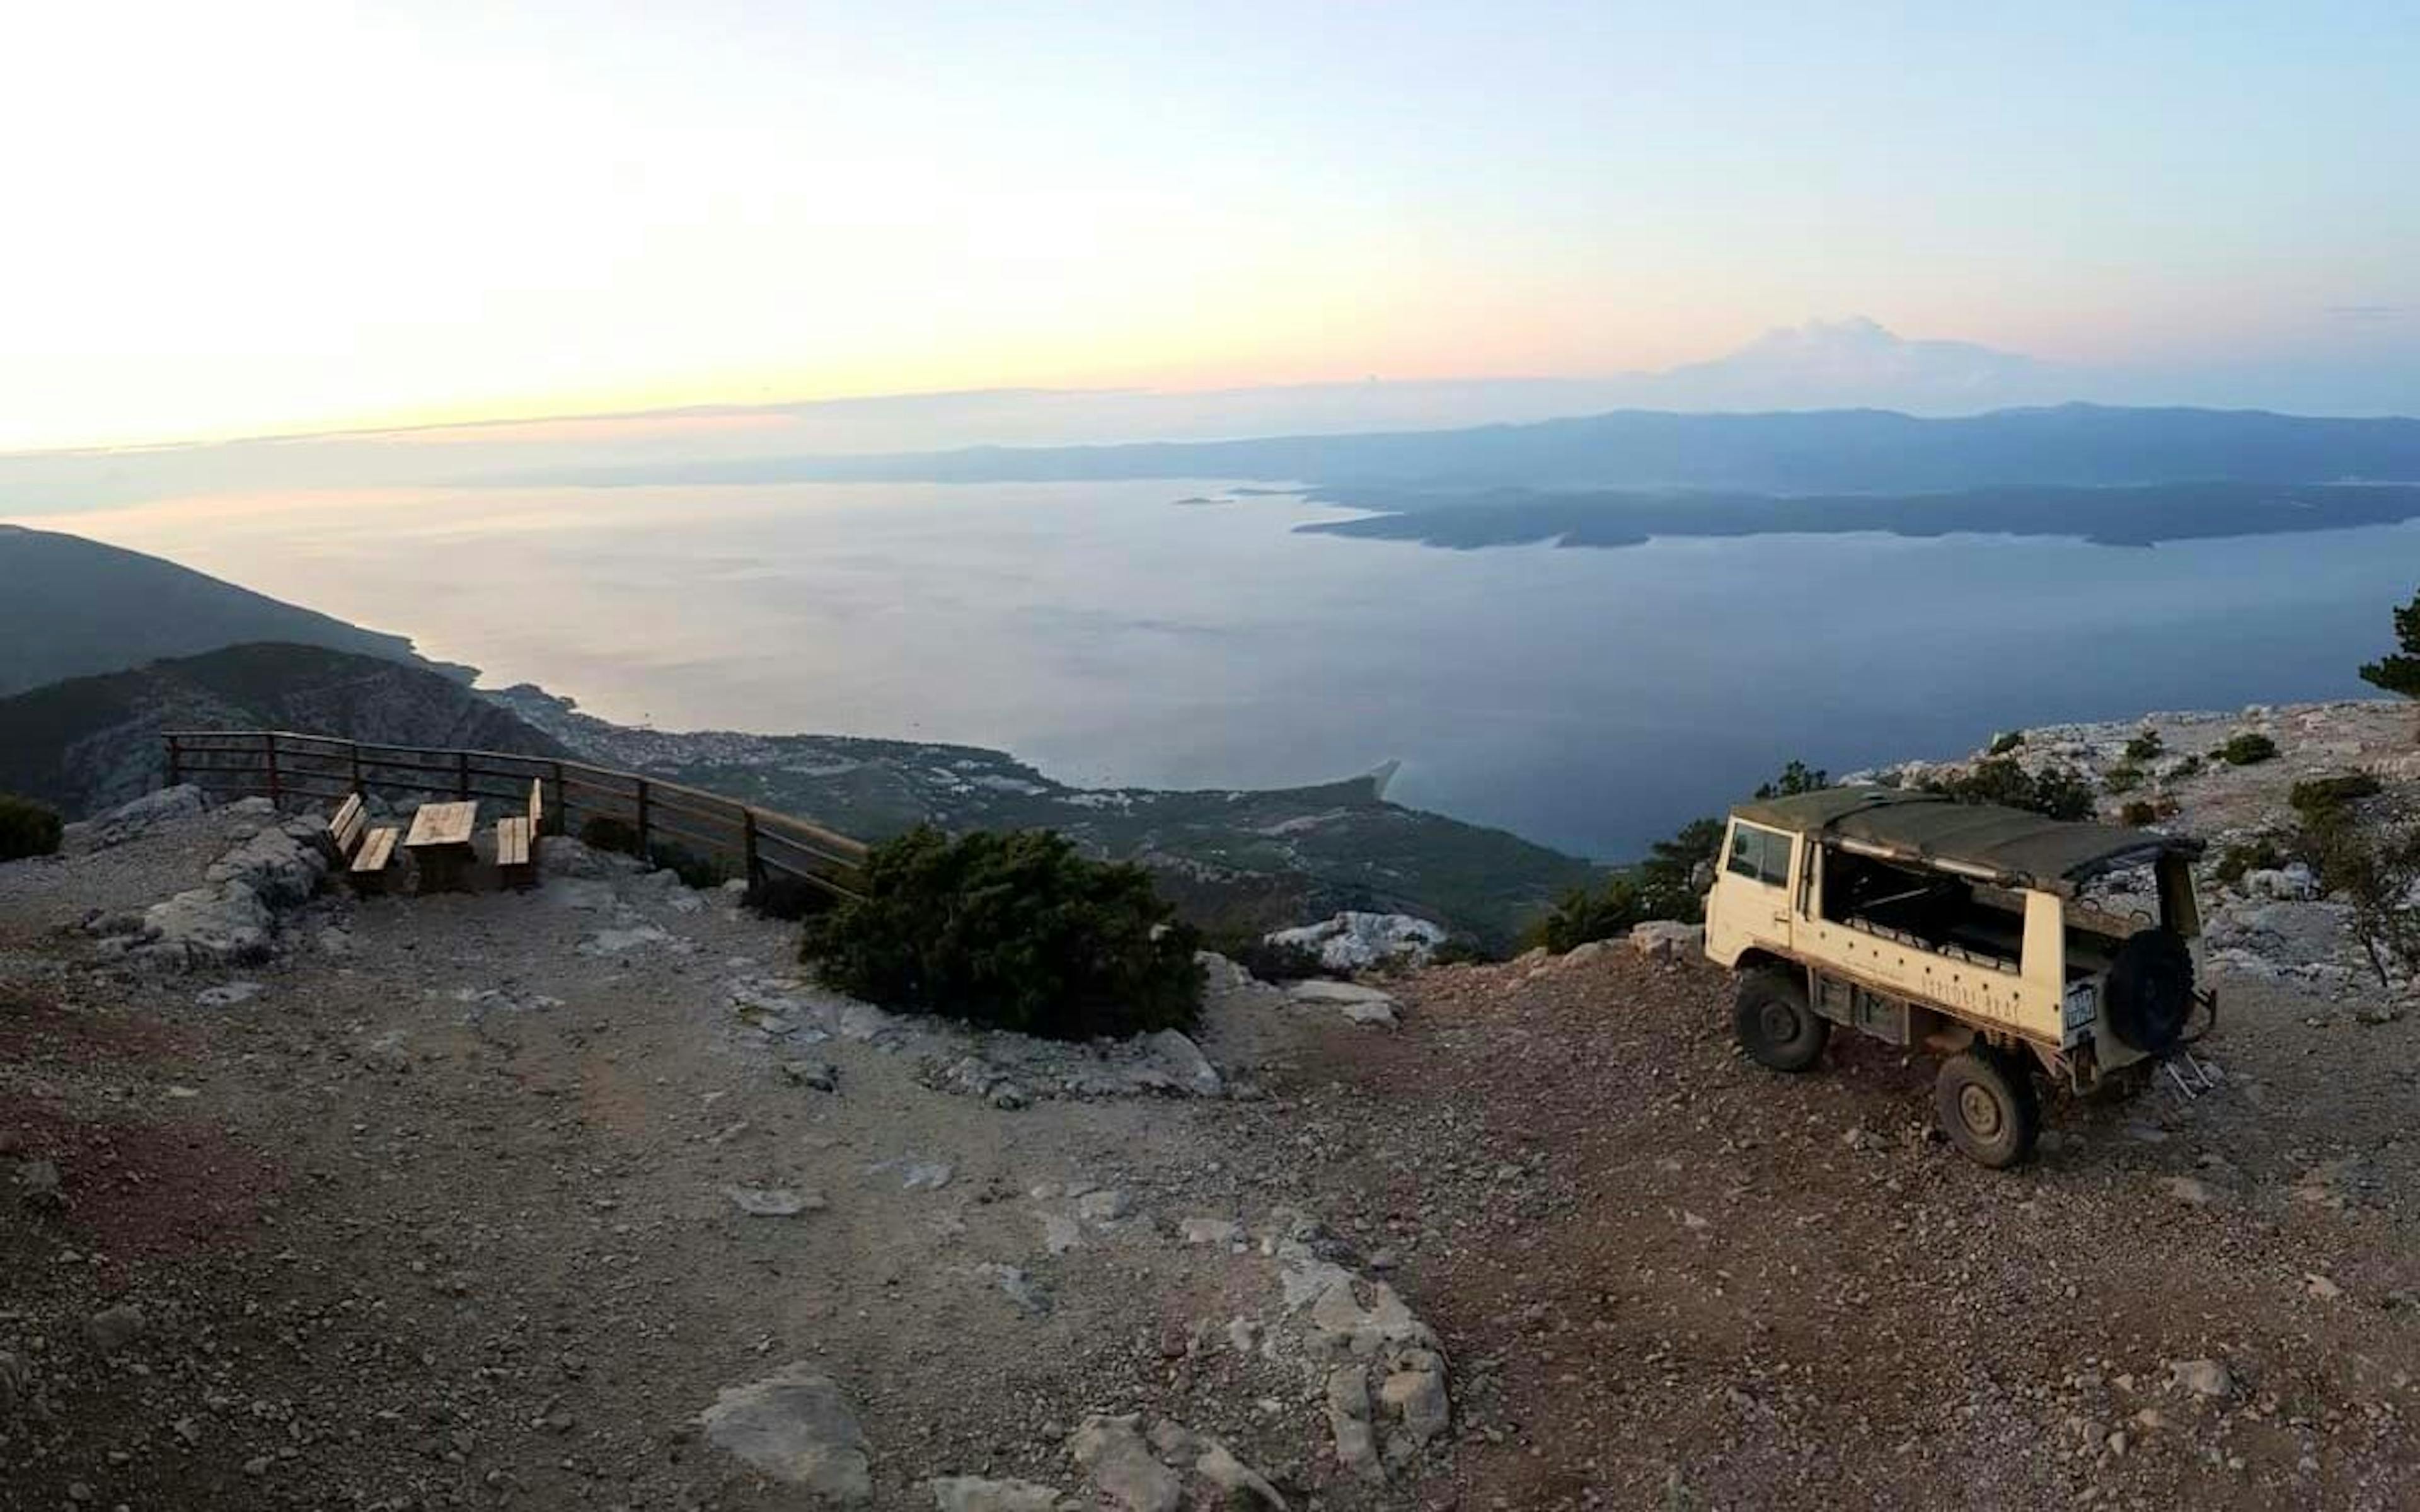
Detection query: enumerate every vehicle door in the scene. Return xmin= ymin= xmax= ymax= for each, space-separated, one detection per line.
xmin=1722 ymin=819 xmax=1798 ymax=951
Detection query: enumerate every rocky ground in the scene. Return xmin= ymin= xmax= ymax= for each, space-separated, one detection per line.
xmin=6 ymin=699 xmax=2420 ymax=1511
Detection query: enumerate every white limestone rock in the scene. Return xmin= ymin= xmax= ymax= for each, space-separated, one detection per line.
xmin=1266 ymin=912 xmax=1447 ymax=971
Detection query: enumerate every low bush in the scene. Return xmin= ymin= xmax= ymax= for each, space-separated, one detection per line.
xmin=2119 ymin=799 xmax=2161 ymax=827
xmin=1920 ymin=758 xmax=2097 ymax=822
xmin=2103 ymin=762 xmax=2145 ymax=795
xmin=0 ymin=793 xmax=64 ymax=862
xmin=580 ymin=815 xmax=640 ymax=854
xmin=2164 ymin=754 xmax=2206 ymax=782
xmin=1753 ymin=760 xmax=1828 ymax=800
xmin=2298 ymin=809 xmax=2420 ymax=985
xmin=645 ymin=839 xmax=729 ymax=890
xmin=799 ymin=827 xmax=1201 ymax=1040
xmin=742 ymin=872 xmax=841 ymax=922
xmin=1204 ymin=930 xmax=1327 ymax=983
xmin=2124 ymin=730 xmax=2165 ymax=763
xmin=1987 ymin=730 xmax=2026 ymax=756
xmin=1427 ymin=936 xmax=1499 ymax=966
xmin=2213 ymin=837 xmax=2288 ymax=887
xmin=2290 ymin=773 xmax=2383 ymax=825
xmin=2218 ymin=731 xmax=2279 ymax=766
xmin=1525 ymin=874 xmax=1647 ymax=954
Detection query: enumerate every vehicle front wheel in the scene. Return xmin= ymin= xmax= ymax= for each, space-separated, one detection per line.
xmin=1933 ymin=1050 xmax=2041 ymax=1169
xmin=1734 ymin=968 xmax=1827 ymax=1072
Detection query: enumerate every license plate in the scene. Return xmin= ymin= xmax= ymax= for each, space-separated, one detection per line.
xmin=2063 ymin=981 xmax=2099 ymax=1031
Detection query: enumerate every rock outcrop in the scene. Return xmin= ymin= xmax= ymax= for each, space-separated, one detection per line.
xmin=95 ymin=799 xmax=332 ymax=970
xmin=1267 ymin=911 xmax=1447 ymax=971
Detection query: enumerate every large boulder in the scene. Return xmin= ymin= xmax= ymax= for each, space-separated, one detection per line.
xmin=1630 ymin=920 xmax=1705 ymax=960
xmin=94 ymin=784 xmax=208 ymax=838
xmin=1267 ymin=912 xmax=1447 ymax=971
xmin=134 ymin=884 xmax=275 ymax=970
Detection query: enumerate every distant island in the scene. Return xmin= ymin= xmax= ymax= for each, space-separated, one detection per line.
xmin=1289 ymin=479 xmax=2420 ymax=551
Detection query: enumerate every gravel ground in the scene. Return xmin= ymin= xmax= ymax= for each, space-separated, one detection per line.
xmin=6 ymin=801 xmax=2420 ymax=1511
xmin=1238 ymin=948 xmax=2420 ymax=1510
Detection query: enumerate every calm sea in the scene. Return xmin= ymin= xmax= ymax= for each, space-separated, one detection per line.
xmin=26 ymin=481 xmax=2409 ymax=859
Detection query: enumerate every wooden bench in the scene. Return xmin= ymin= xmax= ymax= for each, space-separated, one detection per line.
xmin=495 ymin=778 xmax=543 ymax=889
xmin=328 ymin=791 xmax=401 ymax=889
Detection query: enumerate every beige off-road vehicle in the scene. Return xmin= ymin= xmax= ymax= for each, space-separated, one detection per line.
xmin=1702 ymin=788 xmax=2215 ymax=1167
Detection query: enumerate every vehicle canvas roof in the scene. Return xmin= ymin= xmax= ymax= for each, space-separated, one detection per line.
xmin=1729 ymin=786 xmax=2201 ymax=895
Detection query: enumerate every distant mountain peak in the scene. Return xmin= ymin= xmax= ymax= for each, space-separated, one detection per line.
xmin=1644 ymin=316 xmax=2054 ymax=409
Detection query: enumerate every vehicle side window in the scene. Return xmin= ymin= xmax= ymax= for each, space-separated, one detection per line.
xmin=1726 ymin=823 xmax=1792 ymax=886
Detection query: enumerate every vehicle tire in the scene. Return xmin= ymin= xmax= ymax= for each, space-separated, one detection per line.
xmin=2104 ymin=929 xmax=2194 ymax=1055
xmin=1933 ymin=1050 xmax=2041 ymax=1169
xmin=1734 ymin=968 xmax=1828 ymax=1072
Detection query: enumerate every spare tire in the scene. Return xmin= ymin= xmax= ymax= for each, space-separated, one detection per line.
xmin=2104 ymin=928 xmax=2194 ymax=1054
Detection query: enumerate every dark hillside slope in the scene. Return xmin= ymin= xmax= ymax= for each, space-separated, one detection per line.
xmin=0 ymin=525 xmax=451 ymax=696
xmin=0 ymin=643 xmax=568 ymax=817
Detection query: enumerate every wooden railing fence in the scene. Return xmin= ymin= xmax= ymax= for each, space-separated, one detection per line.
xmin=161 ymin=730 xmax=867 ymax=898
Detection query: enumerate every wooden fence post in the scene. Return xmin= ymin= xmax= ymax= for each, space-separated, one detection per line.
xmin=456 ymin=750 xmax=471 ymax=800
xmin=634 ymin=779 xmax=650 ymax=854
xmin=741 ymin=808 xmax=759 ymax=888
xmin=551 ymin=761 xmax=565 ymax=836
xmin=164 ymin=735 xmax=181 ymax=789
xmin=264 ymin=733 xmax=282 ymax=808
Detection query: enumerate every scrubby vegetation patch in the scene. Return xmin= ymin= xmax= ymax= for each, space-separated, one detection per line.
xmin=799 ymin=827 xmax=1202 ymax=1040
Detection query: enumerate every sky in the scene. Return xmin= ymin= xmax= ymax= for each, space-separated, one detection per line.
xmin=4 ymin=1 xmax=2416 ymax=452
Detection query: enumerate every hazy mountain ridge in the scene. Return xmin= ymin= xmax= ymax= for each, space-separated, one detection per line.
xmin=0 ymin=643 xmax=567 ymax=818
xmin=519 ymin=403 xmax=2420 ymax=497
xmin=11 ymin=321 xmax=2415 ymax=515
xmin=0 ymin=525 xmax=461 ymax=696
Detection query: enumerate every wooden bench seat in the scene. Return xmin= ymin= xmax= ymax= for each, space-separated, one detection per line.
xmin=326 ymin=790 xmax=400 ymax=890
xmin=354 ymin=824 xmax=400 ymax=874
xmin=495 ymin=778 xmax=544 ymax=889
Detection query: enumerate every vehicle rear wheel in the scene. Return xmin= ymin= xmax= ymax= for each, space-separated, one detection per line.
xmin=1933 ymin=1050 xmax=2041 ymax=1169
xmin=1734 ymin=968 xmax=1827 ymax=1072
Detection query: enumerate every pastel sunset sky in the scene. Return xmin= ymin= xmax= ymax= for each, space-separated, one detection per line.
xmin=6 ymin=1 xmax=2413 ymax=450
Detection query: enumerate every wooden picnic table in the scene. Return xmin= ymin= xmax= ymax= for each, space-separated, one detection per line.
xmin=403 ymin=800 xmax=480 ymax=891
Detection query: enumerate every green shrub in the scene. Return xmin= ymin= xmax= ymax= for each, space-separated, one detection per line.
xmin=0 ymin=793 xmax=64 ymax=862
xmin=1428 ymin=936 xmax=1499 ymax=966
xmin=742 ymin=872 xmax=841 ymax=922
xmin=799 ymin=827 xmax=1201 ymax=1040
xmin=2298 ymin=810 xmax=2420 ymax=985
xmin=2213 ymin=837 xmax=2287 ymax=887
xmin=2123 ymin=730 xmax=2165 ymax=763
xmin=2103 ymin=762 xmax=2145 ymax=795
xmin=1525 ymin=875 xmax=1647 ymax=954
xmin=1203 ymin=930 xmax=1327 ymax=983
xmin=1987 ymin=730 xmax=2026 ymax=756
xmin=646 ymin=839 xmax=729 ymax=890
xmin=2218 ymin=731 xmax=2279 ymax=765
xmin=580 ymin=815 xmax=640 ymax=854
xmin=2357 ymin=587 xmax=2420 ymax=701
xmin=2164 ymin=755 xmax=2205 ymax=782
xmin=1919 ymin=758 xmax=2097 ymax=822
xmin=2289 ymin=773 xmax=2383 ymax=825
xmin=1635 ymin=815 xmax=1725 ymax=924
xmin=1753 ymin=760 xmax=1828 ymax=800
